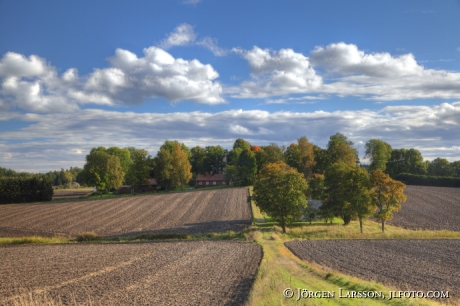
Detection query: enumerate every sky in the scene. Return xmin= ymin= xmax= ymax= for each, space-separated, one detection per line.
xmin=1 ymin=0 xmax=460 ymax=173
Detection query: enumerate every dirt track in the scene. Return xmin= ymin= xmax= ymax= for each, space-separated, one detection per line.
xmin=0 ymin=241 xmax=262 ymax=305
xmin=286 ymin=239 xmax=460 ymax=300
xmin=388 ymin=185 xmax=460 ymax=231
xmin=0 ymin=188 xmax=251 ymax=237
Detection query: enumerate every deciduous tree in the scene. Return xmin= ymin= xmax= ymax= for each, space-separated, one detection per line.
xmin=252 ymin=162 xmax=309 ymax=233
xmin=327 ymin=133 xmax=357 ymax=167
xmin=171 ymin=143 xmax=193 ymax=190
xmin=370 ymin=169 xmax=406 ymax=232
xmin=127 ymin=149 xmax=151 ymax=189
xmin=344 ymin=167 xmax=373 ymax=233
xmin=365 ymin=139 xmax=392 ymax=172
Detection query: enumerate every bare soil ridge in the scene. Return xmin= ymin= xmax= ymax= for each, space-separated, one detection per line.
xmin=0 ymin=241 xmax=262 ymax=306
xmin=0 ymin=188 xmax=251 ymax=237
xmin=388 ymin=185 xmax=460 ymax=231
xmin=285 ymin=239 xmax=460 ymax=300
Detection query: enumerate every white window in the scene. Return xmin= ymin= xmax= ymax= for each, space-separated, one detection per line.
xmin=213 ymin=181 xmax=216 ymax=185
xmin=206 ymin=181 xmax=209 ymax=185
xmin=222 ymin=181 xmax=226 ymax=185
xmin=198 ymin=182 xmax=202 ymax=185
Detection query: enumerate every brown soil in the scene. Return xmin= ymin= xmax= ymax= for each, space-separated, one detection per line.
xmin=0 ymin=241 xmax=262 ymax=306
xmin=285 ymin=239 xmax=460 ymax=300
xmin=0 ymin=188 xmax=251 ymax=237
xmin=388 ymin=185 xmax=460 ymax=231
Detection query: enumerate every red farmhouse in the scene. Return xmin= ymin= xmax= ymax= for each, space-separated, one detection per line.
xmin=195 ymin=173 xmax=230 ymax=188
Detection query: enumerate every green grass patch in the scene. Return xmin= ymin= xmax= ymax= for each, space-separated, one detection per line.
xmin=0 ymin=236 xmax=68 ymax=245
xmin=283 ymin=220 xmax=460 ymax=240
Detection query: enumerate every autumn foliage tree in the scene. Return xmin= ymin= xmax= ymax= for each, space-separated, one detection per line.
xmin=370 ymin=169 xmax=407 ymax=232
xmin=252 ymin=161 xmax=309 ymax=233
xmin=171 ymin=143 xmax=193 ymax=190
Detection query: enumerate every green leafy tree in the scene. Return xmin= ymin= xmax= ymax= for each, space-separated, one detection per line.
xmin=155 ymin=147 xmax=174 ymax=191
xmin=344 ymin=167 xmax=373 ymax=233
xmin=233 ymin=138 xmax=251 ymax=150
xmin=365 ymin=139 xmax=392 ymax=172
xmin=327 ymin=133 xmax=357 ymax=167
xmin=106 ymin=155 xmax=125 ymax=190
xmin=190 ymin=146 xmax=207 ymax=174
xmin=225 ymin=148 xmax=257 ymax=186
xmin=313 ymin=145 xmax=329 ymax=174
xmin=297 ymin=136 xmax=316 ymax=178
xmin=450 ymin=161 xmax=460 ymax=177
xmin=127 ymin=149 xmax=151 ymax=189
xmin=107 ymin=147 xmax=132 ymax=179
xmin=309 ymin=174 xmax=326 ymax=200
xmin=427 ymin=158 xmax=452 ymax=177
xmin=323 ymin=162 xmax=356 ymax=225
xmin=161 ymin=140 xmax=191 ymax=159
xmin=205 ymin=145 xmax=226 ymax=174
xmin=252 ymin=161 xmax=309 ymax=233
xmin=284 ymin=143 xmax=300 ymax=170
xmin=171 ymin=143 xmax=193 ymax=190
xmin=386 ymin=148 xmax=426 ymax=177
xmin=256 ymin=143 xmax=285 ymax=170
xmin=370 ymin=169 xmax=407 ymax=232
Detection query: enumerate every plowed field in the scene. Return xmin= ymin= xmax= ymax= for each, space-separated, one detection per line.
xmin=388 ymin=185 xmax=460 ymax=231
xmin=0 ymin=188 xmax=251 ymax=237
xmin=0 ymin=241 xmax=262 ymax=305
xmin=286 ymin=239 xmax=460 ymax=299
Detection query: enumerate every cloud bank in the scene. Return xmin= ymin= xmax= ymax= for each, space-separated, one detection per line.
xmin=1 ymin=102 xmax=459 ymax=172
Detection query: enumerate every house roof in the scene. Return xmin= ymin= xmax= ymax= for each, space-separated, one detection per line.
xmin=196 ymin=173 xmax=226 ymax=181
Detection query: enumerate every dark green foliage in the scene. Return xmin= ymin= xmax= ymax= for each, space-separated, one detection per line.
xmin=75 ymin=232 xmax=99 ymax=242
xmin=386 ymin=148 xmax=426 ymax=177
xmin=0 ymin=177 xmax=53 ymax=204
xmin=396 ymin=173 xmax=460 ymax=187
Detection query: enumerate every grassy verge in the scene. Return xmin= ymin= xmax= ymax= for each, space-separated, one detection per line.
xmin=0 ymin=236 xmax=68 ymax=245
xmin=246 ymin=229 xmax=443 ymax=306
xmin=248 ymin=186 xmax=265 ymax=223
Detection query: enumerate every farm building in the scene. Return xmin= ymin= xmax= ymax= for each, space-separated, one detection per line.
xmin=119 ymin=178 xmax=158 ymax=194
xmin=196 ymin=173 xmax=231 ymax=188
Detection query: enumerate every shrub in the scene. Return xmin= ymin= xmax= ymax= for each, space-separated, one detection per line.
xmin=75 ymin=232 xmax=99 ymax=242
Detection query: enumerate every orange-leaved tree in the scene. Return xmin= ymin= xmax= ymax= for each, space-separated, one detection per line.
xmin=252 ymin=161 xmax=308 ymax=233
xmin=370 ymin=169 xmax=406 ymax=232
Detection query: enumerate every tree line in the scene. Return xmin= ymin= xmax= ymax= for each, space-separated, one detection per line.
xmin=251 ymin=135 xmax=407 ymax=233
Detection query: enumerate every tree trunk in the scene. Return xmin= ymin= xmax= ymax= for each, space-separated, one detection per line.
xmin=381 ymin=220 xmax=385 ymax=232
xmin=359 ymin=219 xmax=363 ymax=233
xmin=343 ymin=214 xmax=351 ymax=225
xmin=281 ymin=222 xmax=286 ymax=233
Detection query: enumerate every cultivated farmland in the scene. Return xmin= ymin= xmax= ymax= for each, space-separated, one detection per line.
xmin=388 ymin=185 xmax=460 ymax=231
xmin=0 ymin=188 xmax=251 ymax=237
xmin=286 ymin=239 xmax=460 ymax=300
xmin=0 ymin=241 xmax=262 ymax=306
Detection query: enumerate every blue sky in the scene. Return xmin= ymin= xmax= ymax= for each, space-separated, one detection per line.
xmin=1 ymin=0 xmax=460 ymax=172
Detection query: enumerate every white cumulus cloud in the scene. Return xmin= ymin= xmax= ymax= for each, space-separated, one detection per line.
xmin=232 ymin=47 xmax=322 ymax=98
xmin=0 ymin=46 xmax=224 ymax=113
